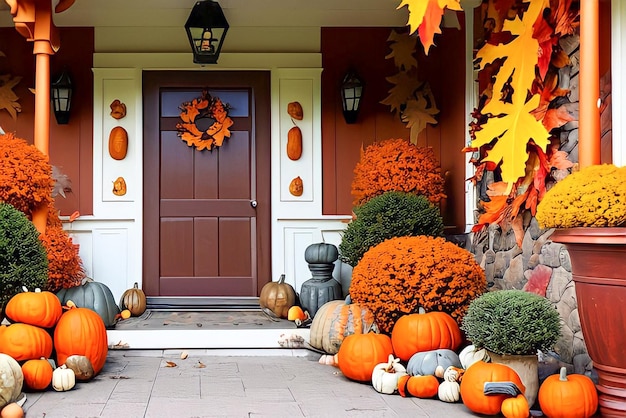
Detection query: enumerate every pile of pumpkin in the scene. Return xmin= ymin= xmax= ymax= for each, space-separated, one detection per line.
xmin=306 ymin=299 xmax=599 ymax=418
xmin=0 ymin=283 xmax=147 ymax=417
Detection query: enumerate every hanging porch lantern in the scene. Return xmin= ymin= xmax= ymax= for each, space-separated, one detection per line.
xmin=51 ymin=70 xmax=72 ymax=125
xmin=340 ymin=70 xmax=364 ymax=124
xmin=185 ymin=0 xmax=229 ymax=64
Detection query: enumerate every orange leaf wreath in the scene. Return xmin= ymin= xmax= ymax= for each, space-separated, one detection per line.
xmin=176 ymin=90 xmax=234 ymax=152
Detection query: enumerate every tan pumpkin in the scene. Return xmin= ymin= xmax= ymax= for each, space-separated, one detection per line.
xmin=287 ymin=126 xmax=302 ymax=160
xmin=64 ymin=355 xmax=94 ymax=381
xmin=108 ymin=126 xmax=128 ymax=160
xmin=0 ymin=353 xmax=23 ymax=409
xmin=259 ymin=274 xmax=296 ymax=319
xmin=309 ymin=300 xmax=378 ymax=355
xmin=119 ymin=282 xmax=147 ymax=317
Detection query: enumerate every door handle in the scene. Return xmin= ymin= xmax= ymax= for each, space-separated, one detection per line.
xmin=250 ymin=200 xmax=258 ymax=208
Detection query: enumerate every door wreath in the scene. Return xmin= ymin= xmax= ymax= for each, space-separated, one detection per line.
xmin=176 ymin=90 xmax=234 ymax=152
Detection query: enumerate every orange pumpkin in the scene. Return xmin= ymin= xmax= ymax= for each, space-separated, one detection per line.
xmin=21 ymin=358 xmax=53 ymax=391
xmin=460 ymin=361 xmax=525 ymax=415
xmin=501 ymin=394 xmax=530 ymax=418
xmin=391 ymin=308 xmax=463 ymax=361
xmin=397 ymin=374 xmax=439 ymax=398
xmin=0 ymin=323 xmax=53 ymax=361
xmin=5 ymin=288 xmax=62 ymax=328
xmin=54 ymin=304 xmax=109 ymax=376
xmin=336 ymin=333 xmax=393 ymax=382
xmin=538 ymin=367 xmax=598 ymax=418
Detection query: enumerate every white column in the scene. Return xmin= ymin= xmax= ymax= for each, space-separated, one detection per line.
xmin=611 ymin=0 xmax=626 ymax=166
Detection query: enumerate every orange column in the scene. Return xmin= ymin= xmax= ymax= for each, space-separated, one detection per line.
xmin=579 ymin=0 xmax=601 ymax=168
xmin=34 ymin=51 xmax=50 ymax=156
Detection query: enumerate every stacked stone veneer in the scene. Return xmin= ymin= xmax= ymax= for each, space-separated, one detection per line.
xmin=467 ymin=33 xmax=601 ymax=377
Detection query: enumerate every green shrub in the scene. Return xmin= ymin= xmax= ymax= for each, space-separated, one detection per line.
xmin=0 ymin=202 xmax=49 ymax=314
xmin=461 ymin=290 xmax=562 ymax=355
xmin=339 ymin=191 xmax=444 ymax=267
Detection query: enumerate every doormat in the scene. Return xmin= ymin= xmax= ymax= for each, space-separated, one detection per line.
xmin=114 ymin=310 xmax=295 ymax=330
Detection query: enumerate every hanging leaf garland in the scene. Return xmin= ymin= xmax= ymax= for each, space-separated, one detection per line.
xmin=176 ymin=90 xmax=234 ymax=151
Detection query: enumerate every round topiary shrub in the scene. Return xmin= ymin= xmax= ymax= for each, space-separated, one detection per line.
xmin=0 ymin=133 xmax=54 ymax=215
xmin=461 ymin=290 xmax=562 ymax=355
xmin=339 ymin=191 xmax=444 ymax=267
xmin=349 ymin=235 xmax=486 ymax=334
xmin=350 ymin=138 xmax=446 ymax=207
xmin=0 ymin=202 xmax=49 ymax=314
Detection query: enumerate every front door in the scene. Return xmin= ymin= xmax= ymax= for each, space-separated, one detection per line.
xmin=143 ymin=71 xmax=271 ymax=299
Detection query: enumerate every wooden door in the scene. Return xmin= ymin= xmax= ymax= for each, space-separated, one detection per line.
xmin=143 ymin=71 xmax=271 ymax=298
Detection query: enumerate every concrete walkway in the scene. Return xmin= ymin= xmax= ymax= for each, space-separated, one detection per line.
xmin=21 ymin=349 xmax=481 ymax=418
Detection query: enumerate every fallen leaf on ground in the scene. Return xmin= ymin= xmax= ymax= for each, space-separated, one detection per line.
xmin=196 ymin=361 xmax=206 ymax=368
xmin=165 ymin=361 xmax=177 ymax=368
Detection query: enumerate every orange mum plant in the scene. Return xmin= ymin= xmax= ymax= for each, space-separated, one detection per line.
xmin=0 ymin=132 xmax=86 ymax=291
xmin=349 ymin=235 xmax=486 ymax=334
xmin=0 ymin=132 xmax=54 ymax=215
xmin=351 ymin=138 xmax=445 ymax=207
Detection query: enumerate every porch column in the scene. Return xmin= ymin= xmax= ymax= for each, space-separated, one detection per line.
xmin=579 ymin=0 xmax=601 ymax=168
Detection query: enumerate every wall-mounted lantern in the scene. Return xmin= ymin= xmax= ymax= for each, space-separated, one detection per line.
xmin=185 ymin=0 xmax=229 ymax=64
xmin=51 ymin=70 xmax=72 ymax=125
xmin=340 ymin=70 xmax=364 ymax=124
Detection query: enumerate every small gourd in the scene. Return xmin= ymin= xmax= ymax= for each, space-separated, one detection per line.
xmin=438 ymin=380 xmax=461 ymax=403
xmin=318 ymin=354 xmax=338 ymax=367
xmin=65 ymin=355 xmax=95 ymax=381
xmin=289 ymin=176 xmax=303 ymax=197
xmin=371 ymin=355 xmax=408 ymax=394
xmin=443 ymin=365 xmax=465 ymax=382
xmin=501 ymin=394 xmax=530 ymax=418
xmin=286 ymin=126 xmax=303 ymax=160
xmin=52 ymin=365 xmax=75 ymax=392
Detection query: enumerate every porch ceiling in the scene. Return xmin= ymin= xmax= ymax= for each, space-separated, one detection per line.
xmin=0 ymin=0 xmax=408 ymax=28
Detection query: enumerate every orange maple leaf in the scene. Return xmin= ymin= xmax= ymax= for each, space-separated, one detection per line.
xmin=397 ymin=0 xmax=462 ymax=54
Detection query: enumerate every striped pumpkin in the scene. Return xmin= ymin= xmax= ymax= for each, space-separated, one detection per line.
xmin=309 ymin=300 xmax=378 ymax=354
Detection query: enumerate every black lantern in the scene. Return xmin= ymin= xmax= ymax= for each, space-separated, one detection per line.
xmin=51 ymin=70 xmax=72 ymax=125
xmin=340 ymin=70 xmax=364 ymax=124
xmin=185 ymin=0 xmax=229 ymax=64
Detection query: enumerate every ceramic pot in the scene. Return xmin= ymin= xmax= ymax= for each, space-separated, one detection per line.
xmin=551 ymin=227 xmax=626 ymax=417
xmin=487 ymin=351 xmax=539 ymax=408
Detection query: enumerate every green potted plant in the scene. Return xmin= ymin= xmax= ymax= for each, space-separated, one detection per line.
xmin=338 ymin=191 xmax=444 ymax=267
xmin=461 ymin=289 xmax=562 ymax=407
xmin=535 ymin=163 xmax=626 ymax=415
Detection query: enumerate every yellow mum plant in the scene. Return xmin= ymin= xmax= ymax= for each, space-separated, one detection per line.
xmin=536 ymin=164 xmax=626 ymax=229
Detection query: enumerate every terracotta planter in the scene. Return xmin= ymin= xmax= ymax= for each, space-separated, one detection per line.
xmin=487 ymin=351 xmax=539 ymax=408
xmin=551 ymin=227 xmax=626 ymax=417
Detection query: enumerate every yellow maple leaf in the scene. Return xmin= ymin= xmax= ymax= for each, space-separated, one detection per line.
xmin=471 ymin=0 xmax=550 ymax=184
xmin=397 ymin=0 xmax=462 ymax=54
xmin=385 ymin=30 xmax=418 ymax=70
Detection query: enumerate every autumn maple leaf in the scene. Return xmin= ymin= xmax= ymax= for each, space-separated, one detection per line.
xmin=397 ymin=0 xmax=462 ymax=54
xmin=385 ymin=30 xmax=418 ymax=70
xmin=380 ymin=71 xmax=423 ymax=114
xmin=0 ymin=74 xmax=22 ymax=121
xmin=401 ymin=93 xmax=439 ymax=144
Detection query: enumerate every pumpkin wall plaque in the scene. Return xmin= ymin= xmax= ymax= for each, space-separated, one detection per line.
xmin=108 ymin=126 xmax=128 ymax=160
xmin=176 ymin=90 xmax=233 ymax=152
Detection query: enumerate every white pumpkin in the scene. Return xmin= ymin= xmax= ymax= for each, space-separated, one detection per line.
xmin=318 ymin=354 xmax=339 ymax=367
xmin=438 ymin=380 xmax=461 ymax=403
xmin=442 ymin=366 xmax=464 ymax=382
xmin=52 ymin=365 xmax=75 ymax=392
xmin=0 ymin=353 xmax=23 ymax=409
xmin=371 ymin=354 xmax=408 ymax=395
xmin=459 ymin=344 xmax=489 ymax=370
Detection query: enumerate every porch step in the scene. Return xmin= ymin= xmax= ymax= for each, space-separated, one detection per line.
xmin=106 ymin=309 xmax=312 ymax=351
